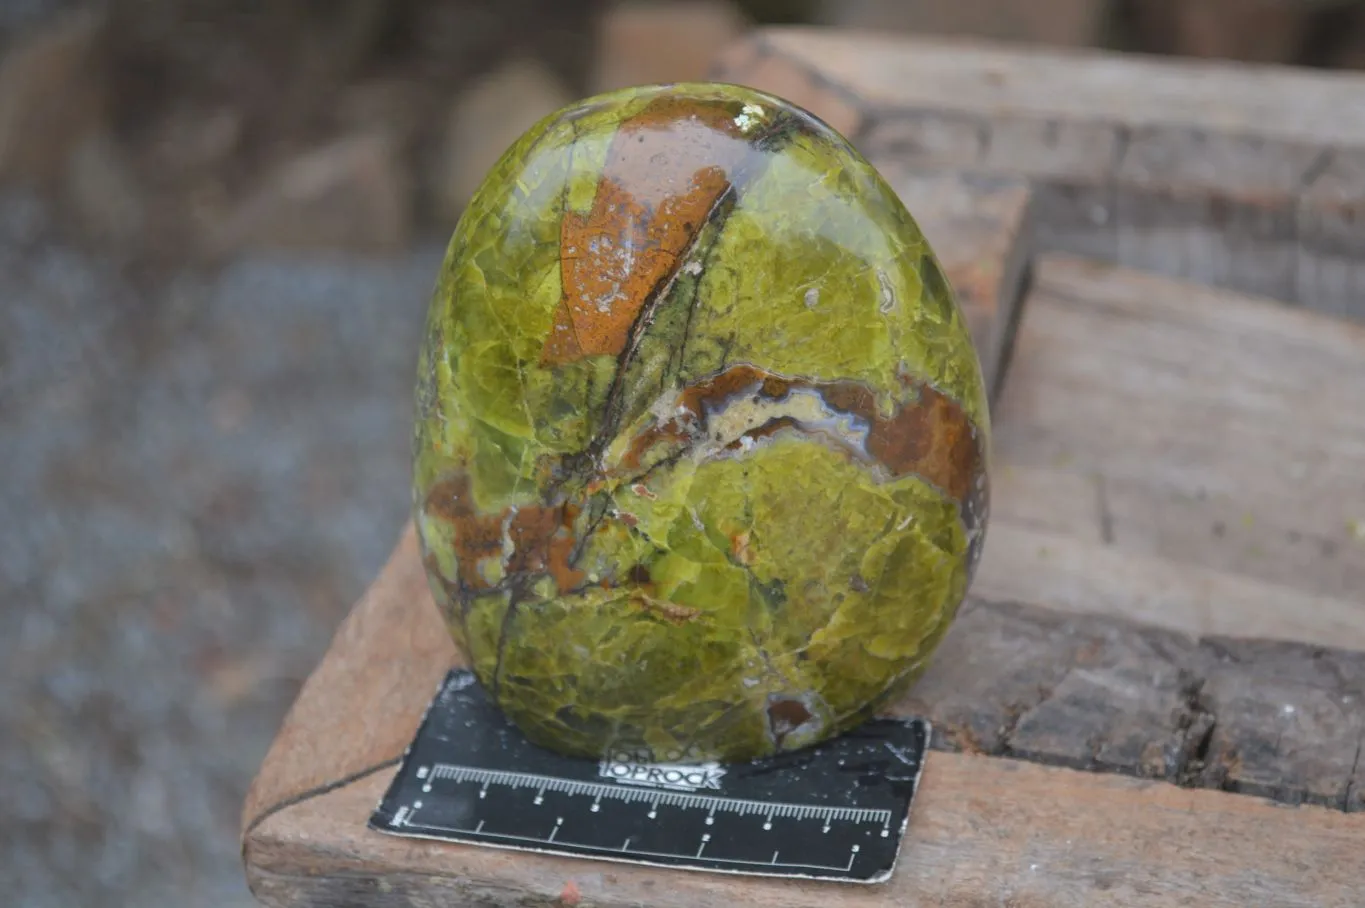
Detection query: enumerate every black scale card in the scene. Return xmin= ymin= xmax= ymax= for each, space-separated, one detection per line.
xmin=370 ymin=669 xmax=929 ymax=884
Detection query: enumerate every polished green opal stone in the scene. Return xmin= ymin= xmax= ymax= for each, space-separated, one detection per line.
xmin=413 ymin=82 xmax=990 ymax=762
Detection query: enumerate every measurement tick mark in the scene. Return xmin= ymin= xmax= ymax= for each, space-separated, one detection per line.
xmin=845 ymin=844 xmax=860 ymax=871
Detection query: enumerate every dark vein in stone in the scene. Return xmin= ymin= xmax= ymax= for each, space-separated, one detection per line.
xmin=581 ymin=183 xmax=738 ymax=471
xmin=673 ymin=196 xmax=732 ymax=386
xmin=567 ymin=491 xmax=613 ymax=569
xmin=490 ymin=574 xmax=534 ymax=700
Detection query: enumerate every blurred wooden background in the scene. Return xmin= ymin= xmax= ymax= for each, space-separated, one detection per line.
xmin=5 ymin=0 xmax=1365 ymax=269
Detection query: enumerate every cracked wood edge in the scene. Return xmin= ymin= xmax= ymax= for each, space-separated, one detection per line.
xmin=903 ymin=599 xmax=1365 ymax=811
xmin=240 ymin=531 xmax=1365 ymax=908
xmin=712 ymin=27 xmax=1365 ymax=317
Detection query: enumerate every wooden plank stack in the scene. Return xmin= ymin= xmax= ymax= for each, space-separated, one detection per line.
xmin=240 ymin=27 xmax=1365 ymax=908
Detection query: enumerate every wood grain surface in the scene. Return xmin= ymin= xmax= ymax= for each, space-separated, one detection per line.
xmin=905 ymin=599 xmax=1365 ymax=810
xmin=975 ymin=255 xmax=1365 ymax=649
xmin=713 ymin=27 xmax=1365 ymax=318
xmin=246 ymin=752 xmax=1365 ymax=908
xmin=242 ymin=529 xmax=1365 ymax=908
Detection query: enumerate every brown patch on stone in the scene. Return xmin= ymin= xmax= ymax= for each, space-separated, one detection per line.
xmin=422 ymin=473 xmax=476 ymax=521
xmin=767 ymin=696 xmax=817 ymax=747
xmin=422 ymin=473 xmax=584 ymax=594
xmin=540 ymin=96 xmax=759 ymax=366
xmin=730 ymin=530 xmax=754 ymax=566
xmin=619 ymin=363 xmax=787 ymax=469
xmin=619 ymin=363 xmax=985 ymax=512
xmin=724 ymin=416 xmax=800 ymax=452
xmin=869 ymin=380 xmax=981 ymax=503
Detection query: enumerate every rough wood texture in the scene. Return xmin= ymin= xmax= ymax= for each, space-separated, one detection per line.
xmin=242 ymin=530 xmax=1365 ymax=908
xmin=904 ymin=599 xmax=1365 ymax=811
xmin=712 ymin=27 xmax=1365 ymax=317
xmin=974 ymin=255 xmax=1365 ymax=650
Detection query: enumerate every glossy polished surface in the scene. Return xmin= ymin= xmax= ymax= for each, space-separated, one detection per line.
xmin=413 ymin=82 xmax=990 ymax=761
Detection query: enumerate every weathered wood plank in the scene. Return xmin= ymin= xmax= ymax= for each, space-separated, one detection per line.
xmin=242 ymin=531 xmax=1365 ymax=908
xmin=712 ymin=28 xmax=1365 ymax=317
xmin=972 ymin=254 xmax=1365 ymax=648
xmin=903 ymin=598 xmax=1365 ymax=810
xmin=973 ymin=522 xmax=1365 ymax=651
xmin=761 ymin=29 xmax=1365 ymax=171
xmin=1197 ymin=637 xmax=1365 ymax=808
xmin=244 ymin=754 xmax=1365 ymax=908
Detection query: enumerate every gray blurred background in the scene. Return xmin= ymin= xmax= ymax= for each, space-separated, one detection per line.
xmin=3 ymin=1 xmax=1363 ymax=906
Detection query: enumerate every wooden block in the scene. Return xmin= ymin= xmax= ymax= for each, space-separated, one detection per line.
xmin=973 ymin=522 xmax=1365 ymax=652
xmin=814 ymin=0 xmax=1113 ymax=48
xmin=902 ymin=599 xmax=1365 ymax=808
xmin=752 ymin=29 xmax=1365 ymax=165
xmin=976 ymin=255 xmax=1365 ymax=647
xmin=589 ymin=1 xmax=749 ymax=94
xmin=242 ymin=530 xmax=1365 ymax=908
xmin=1298 ymin=149 xmax=1365 ymax=320
xmin=714 ymin=27 xmax=1365 ymax=317
xmin=1127 ymin=0 xmax=1319 ymax=65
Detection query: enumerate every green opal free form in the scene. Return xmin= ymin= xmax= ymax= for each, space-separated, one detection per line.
xmin=413 ymin=82 xmax=990 ymax=762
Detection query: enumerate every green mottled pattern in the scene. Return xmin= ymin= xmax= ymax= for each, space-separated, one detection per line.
xmin=413 ymin=82 xmax=990 ymax=762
